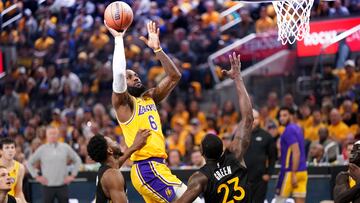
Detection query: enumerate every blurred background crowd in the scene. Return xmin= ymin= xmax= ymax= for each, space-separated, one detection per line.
xmin=0 ymin=0 xmax=360 ymax=174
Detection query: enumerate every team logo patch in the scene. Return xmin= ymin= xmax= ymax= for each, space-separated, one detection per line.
xmin=165 ymin=187 xmax=172 ymax=198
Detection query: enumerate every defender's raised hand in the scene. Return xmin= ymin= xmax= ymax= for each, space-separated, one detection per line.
xmin=132 ymin=129 xmax=151 ymax=150
xmin=139 ymin=21 xmax=161 ymax=50
xmin=222 ymin=52 xmax=242 ymax=80
xmin=104 ymin=20 xmax=126 ymax=38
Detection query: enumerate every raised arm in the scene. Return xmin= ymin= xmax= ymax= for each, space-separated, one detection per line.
xmin=118 ymin=129 xmax=150 ymax=166
xmin=223 ymin=53 xmax=254 ymax=162
xmin=140 ymin=21 xmax=181 ymax=103
xmin=104 ymin=21 xmax=134 ymax=123
xmin=173 ymin=172 xmax=208 ymax=203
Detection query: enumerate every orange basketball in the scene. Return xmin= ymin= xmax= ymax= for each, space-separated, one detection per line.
xmin=104 ymin=1 xmax=133 ymax=32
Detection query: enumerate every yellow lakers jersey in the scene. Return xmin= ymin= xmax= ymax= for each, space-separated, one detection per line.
xmin=119 ymin=96 xmax=167 ymax=161
xmin=0 ymin=160 xmax=20 ymax=196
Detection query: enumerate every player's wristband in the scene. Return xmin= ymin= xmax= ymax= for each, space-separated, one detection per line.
xmin=154 ymin=47 xmax=163 ymax=53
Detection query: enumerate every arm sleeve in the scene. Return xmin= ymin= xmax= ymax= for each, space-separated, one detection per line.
xmin=112 ymin=36 xmax=127 ymax=93
xmin=67 ymin=145 xmax=82 ymax=176
xmin=26 ymin=147 xmax=43 ymax=178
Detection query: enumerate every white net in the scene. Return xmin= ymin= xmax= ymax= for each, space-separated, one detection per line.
xmin=272 ymin=0 xmax=314 ymax=44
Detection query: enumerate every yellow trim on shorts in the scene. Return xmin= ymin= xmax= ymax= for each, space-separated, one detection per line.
xmin=135 ymin=164 xmax=169 ymax=203
xmin=149 ymin=162 xmax=182 ymax=187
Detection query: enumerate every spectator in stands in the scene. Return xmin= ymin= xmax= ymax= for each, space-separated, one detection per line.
xmin=166 ymin=119 xmax=188 ymax=156
xmin=316 ymin=1 xmax=330 ymax=17
xmin=335 ymin=60 xmax=358 ymax=95
xmin=238 ymin=9 xmax=255 ymax=38
xmin=0 ymin=83 xmax=20 ymax=121
xmin=307 ymin=143 xmax=326 ymax=165
xmin=342 ymin=100 xmax=357 ymax=127
xmin=188 ymin=100 xmax=207 ymax=128
xmin=201 ymin=1 xmax=220 ymax=28
xmin=328 ymin=108 xmax=352 ymax=144
xmin=329 ymin=0 xmax=350 ymax=17
xmin=60 ymin=67 xmax=82 ymax=94
xmin=34 ymin=32 xmax=55 ymax=52
xmin=167 ymin=149 xmax=185 ymax=169
xmin=176 ymin=40 xmax=197 ymax=67
xmin=266 ymin=91 xmax=280 ymax=120
xmin=343 ymin=141 xmax=355 ymax=164
xmin=255 ymin=6 xmax=275 ymax=33
xmin=282 ymin=93 xmax=298 ymax=112
xmin=299 ymin=104 xmax=313 ymax=129
xmin=189 ymin=118 xmax=206 ymax=146
xmin=220 ymin=100 xmax=239 ymax=125
xmin=190 ymin=148 xmax=205 ymax=168
xmin=318 ymin=127 xmax=340 ymax=163
xmin=304 ymin=109 xmax=326 ymax=142
xmin=349 ymin=0 xmax=360 ymax=13
xmin=27 ymin=126 xmax=82 ymax=203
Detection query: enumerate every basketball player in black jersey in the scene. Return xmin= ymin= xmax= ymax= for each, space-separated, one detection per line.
xmin=87 ymin=129 xmax=151 ymax=203
xmin=0 ymin=166 xmax=17 ymax=203
xmin=174 ymin=52 xmax=253 ymax=203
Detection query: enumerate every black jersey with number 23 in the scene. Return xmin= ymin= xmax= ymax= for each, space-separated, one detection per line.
xmin=199 ymin=150 xmax=250 ymax=203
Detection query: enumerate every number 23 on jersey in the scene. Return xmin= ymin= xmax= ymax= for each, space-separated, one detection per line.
xmin=217 ymin=177 xmax=246 ymax=203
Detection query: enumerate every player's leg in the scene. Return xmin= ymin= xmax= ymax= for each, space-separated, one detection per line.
xmin=250 ymin=180 xmax=268 ymax=203
xmin=42 ymin=186 xmax=56 ymax=203
xmin=131 ymin=163 xmax=173 ymax=203
xmin=56 ymin=185 xmax=69 ymax=203
xmin=274 ymin=171 xmax=292 ymax=203
xmin=131 ymin=160 xmax=203 ymax=203
xmin=292 ymin=171 xmax=307 ymax=203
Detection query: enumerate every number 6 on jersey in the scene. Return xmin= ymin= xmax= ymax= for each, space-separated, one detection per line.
xmin=148 ymin=115 xmax=158 ymax=130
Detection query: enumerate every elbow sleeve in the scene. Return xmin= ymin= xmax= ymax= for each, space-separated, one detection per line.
xmin=112 ymin=36 xmax=127 ymax=93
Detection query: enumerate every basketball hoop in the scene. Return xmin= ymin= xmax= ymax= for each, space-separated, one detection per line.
xmin=272 ymin=0 xmax=314 ymax=44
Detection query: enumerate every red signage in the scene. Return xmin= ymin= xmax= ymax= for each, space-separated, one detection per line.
xmin=297 ymin=17 xmax=360 ymax=57
xmin=213 ymin=32 xmax=287 ymax=64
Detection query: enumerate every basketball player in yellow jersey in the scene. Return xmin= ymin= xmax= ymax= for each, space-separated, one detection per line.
xmin=0 ymin=138 xmax=26 ymax=203
xmin=104 ymin=20 xmax=202 ymax=203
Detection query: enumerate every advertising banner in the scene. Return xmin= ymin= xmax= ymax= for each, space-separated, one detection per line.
xmin=297 ymin=17 xmax=360 ymax=57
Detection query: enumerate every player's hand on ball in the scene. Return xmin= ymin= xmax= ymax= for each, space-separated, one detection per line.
xmin=132 ymin=129 xmax=151 ymax=150
xmin=222 ymin=52 xmax=241 ymax=80
xmin=104 ymin=20 xmax=126 ymax=38
xmin=140 ymin=21 xmax=161 ymax=51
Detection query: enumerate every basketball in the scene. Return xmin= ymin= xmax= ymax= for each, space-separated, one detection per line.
xmin=104 ymin=1 xmax=133 ymax=32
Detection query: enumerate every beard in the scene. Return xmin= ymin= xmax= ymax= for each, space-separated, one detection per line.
xmin=112 ymin=147 xmax=123 ymax=159
xmin=128 ymin=85 xmax=146 ymax=97
xmin=280 ymin=120 xmax=289 ymax=126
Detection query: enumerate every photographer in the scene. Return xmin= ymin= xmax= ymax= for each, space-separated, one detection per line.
xmin=334 ymin=140 xmax=360 ymax=203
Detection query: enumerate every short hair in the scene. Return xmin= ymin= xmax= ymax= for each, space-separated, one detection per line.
xmin=0 ymin=138 xmax=15 ymax=149
xmin=201 ymin=134 xmax=223 ymax=160
xmin=87 ymin=135 xmax=108 ymax=163
xmin=279 ymin=106 xmax=295 ymax=115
